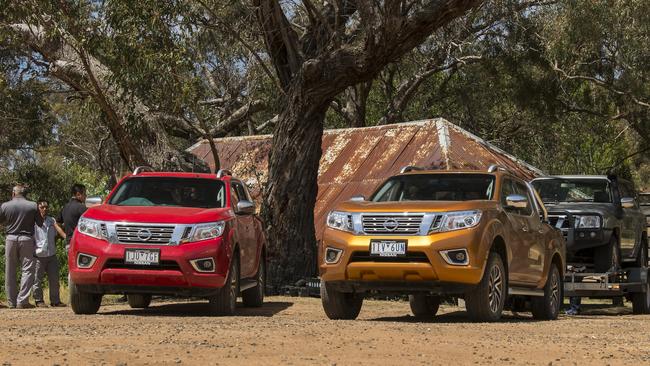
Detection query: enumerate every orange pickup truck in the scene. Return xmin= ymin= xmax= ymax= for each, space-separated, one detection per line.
xmin=319 ymin=166 xmax=565 ymax=322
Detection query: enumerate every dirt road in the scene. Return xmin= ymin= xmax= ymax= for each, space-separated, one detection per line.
xmin=0 ymin=296 xmax=649 ymax=365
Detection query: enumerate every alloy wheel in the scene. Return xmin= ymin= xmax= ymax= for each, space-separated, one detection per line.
xmin=487 ymin=264 xmax=503 ymax=313
xmin=549 ymin=270 xmax=560 ymax=312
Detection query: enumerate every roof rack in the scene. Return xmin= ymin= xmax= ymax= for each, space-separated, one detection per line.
xmin=487 ymin=164 xmax=510 ymax=173
xmin=400 ymin=166 xmax=426 ymax=174
xmin=133 ymin=166 xmax=155 ymax=175
xmin=216 ymin=169 xmax=232 ymax=179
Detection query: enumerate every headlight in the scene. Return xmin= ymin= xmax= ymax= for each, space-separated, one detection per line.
xmin=575 ymin=215 xmax=601 ymax=229
xmin=327 ymin=211 xmax=354 ymax=233
xmin=189 ymin=221 xmax=225 ymax=242
xmin=434 ymin=210 xmax=482 ymax=232
xmin=77 ymin=218 xmax=107 ymax=240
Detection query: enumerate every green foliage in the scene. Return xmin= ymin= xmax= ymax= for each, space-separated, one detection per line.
xmin=0 ymin=67 xmax=56 ymax=154
xmin=0 ymin=154 xmax=109 ymax=212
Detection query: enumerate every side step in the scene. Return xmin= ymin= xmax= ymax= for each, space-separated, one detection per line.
xmin=509 ymin=287 xmax=544 ymax=297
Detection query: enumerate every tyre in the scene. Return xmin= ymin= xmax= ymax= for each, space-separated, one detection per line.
xmin=632 ymin=239 xmax=649 ymax=314
xmin=594 ymin=236 xmax=620 ymax=273
xmin=636 ymin=238 xmax=648 ymax=268
xmin=465 ymin=252 xmax=506 ymax=322
xmin=242 ymin=256 xmax=265 ymax=307
xmin=127 ymin=294 xmax=152 ymax=309
xmin=320 ymin=282 xmax=363 ymax=320
xmin=409 ymin=294 xmax=440 ymax=319
xmin=531 ymin=264 xmax=562 ymax=320
xmin=69 ymin=278 xmax=102 ymax=315
xmin=208 ymin=254 xmax=239 ymax=316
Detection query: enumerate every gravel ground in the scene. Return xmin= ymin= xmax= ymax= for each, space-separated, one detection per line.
xmin=0 ymin=296 xmax=649 ymax=365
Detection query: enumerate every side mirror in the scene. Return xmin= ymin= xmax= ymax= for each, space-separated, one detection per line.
xmin=621 ymin=197 xmax=635 ymax=209
xmin=350 ymin=195 xmax=365 ymax=202
xmin=505 ymin=194 xmax=528 ymax=209
xmin=236 ymin=200 xmax=255 ymax=215
xmin=85 ymin=196 xmax=103 ymax=208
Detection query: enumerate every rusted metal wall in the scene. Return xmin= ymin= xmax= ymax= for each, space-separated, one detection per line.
xmin=187 ymin=118 xmax=544 ymax=239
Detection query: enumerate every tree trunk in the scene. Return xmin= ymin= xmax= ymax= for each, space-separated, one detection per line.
xmin=343 ymin=81 xmax=372 ymax=127
xmin=262 ymin=88 xmax=328 ymax=290
xmin=202 ymin=132 xmax=221 ymax=173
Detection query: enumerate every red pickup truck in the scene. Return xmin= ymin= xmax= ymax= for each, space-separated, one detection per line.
xmin=68 ymin=168 xmax=266 ymax=315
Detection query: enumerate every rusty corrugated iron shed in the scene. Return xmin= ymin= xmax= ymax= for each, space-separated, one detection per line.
xmin=187 ymin=118 xmax=544 ymax=239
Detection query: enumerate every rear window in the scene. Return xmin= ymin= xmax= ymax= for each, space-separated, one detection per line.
xmin=108 ymin=177 xmax=226 ymax=208
xmin=371 ymin=174 xmax=495 ymax=202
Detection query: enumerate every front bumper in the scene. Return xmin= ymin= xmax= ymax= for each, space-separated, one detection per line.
xmin=69 ymin=232 xmax=232 ymax=294
xmin=566 ymin=229 xmax=613 ymax=255
xmin=319 ymin=226 xmax=487 ymax=290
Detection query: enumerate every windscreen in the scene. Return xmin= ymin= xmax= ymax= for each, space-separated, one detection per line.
xmin=370 ymin=174 xmax=495 ymax=202
xmin=108 ymin=177 xmax=226 ymax=208
xmin=531 ymin=178 xmax=610 ymax=204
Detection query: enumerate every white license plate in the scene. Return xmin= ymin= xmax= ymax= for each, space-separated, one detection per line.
xmin=125 ymin=249 xmax=160 ymax=265
xmin=370 ymin=240 xmax=407 ymax=257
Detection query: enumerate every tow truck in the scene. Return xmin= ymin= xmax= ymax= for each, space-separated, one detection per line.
xmin=531 ymin=175 xmax=649 ymax=314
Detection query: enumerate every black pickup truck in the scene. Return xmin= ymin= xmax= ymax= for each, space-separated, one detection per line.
xmin=531 ymin=175 xmax=648 ymax=272
xmin=641 ymin=192 xmax=650 ymax=232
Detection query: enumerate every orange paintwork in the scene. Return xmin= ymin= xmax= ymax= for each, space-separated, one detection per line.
xmin=319 ymin=170 xmax=566 ymax=292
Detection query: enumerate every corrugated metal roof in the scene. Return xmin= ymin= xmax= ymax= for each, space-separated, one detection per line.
xmin=187 ymin=118 xmax=545 ymax=239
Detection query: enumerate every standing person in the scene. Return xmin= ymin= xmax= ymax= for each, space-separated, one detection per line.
xmin=57 ymin=184 xmax=87 ymax=251
xmin=32 ymin=199 xmax=67 ymax=308
xmin=0 ymin=185 xmax=42 ymax=309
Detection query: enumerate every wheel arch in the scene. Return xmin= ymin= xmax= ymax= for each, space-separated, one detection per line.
xmin=490 ymin=235 xmax=508 ymax=279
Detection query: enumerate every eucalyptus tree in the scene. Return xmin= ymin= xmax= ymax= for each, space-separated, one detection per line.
xmin=240 ymin=0 xmax=484 ymax=288
xmin=1 ymin=0 xmax=275 ymax=172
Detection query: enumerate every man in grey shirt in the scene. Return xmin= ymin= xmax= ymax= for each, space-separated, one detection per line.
xmin=0 ymin=185 xmax=42 ymax=308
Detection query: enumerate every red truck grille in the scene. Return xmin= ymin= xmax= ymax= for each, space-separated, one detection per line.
xmin=115 ymin=224 xmax=175 ymax=244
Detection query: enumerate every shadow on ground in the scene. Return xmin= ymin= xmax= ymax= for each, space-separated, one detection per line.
xmin=367 ymin=304 xmax=633 ymax=323
xmin=100 ymin=301 xmax=293 ymax=317
xmin=367 ymin=310 xmax=540 ymax=324
xmin=562 ymin=304 xmax=632 ymax=317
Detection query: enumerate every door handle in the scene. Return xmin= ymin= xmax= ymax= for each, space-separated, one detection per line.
xmin=522 ymin=226 xmax=528 ymax=232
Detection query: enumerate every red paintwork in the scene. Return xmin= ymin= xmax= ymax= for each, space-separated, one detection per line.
xmin=68 ymin=171 xmax=265 ymax=296
xmin=84 ymin=205 xmax=235 ymax=224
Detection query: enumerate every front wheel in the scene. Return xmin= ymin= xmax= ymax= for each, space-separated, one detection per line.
xmin=594 ymin=236 xmax=620 ymax=273
xmin=632 ymin=239 xmax=650 ymax=314
xmin=465 ymin=252 xmax=506 ymax=322
xmin=70 ymin=279 xmax=102 ymax=315
xmin=128 ymin=294 xmax=152 ymax=309
xmin=320 ymin=282 xmax=363 ymax=320
xmin=409 ymin=294 xmax=440 ymax=319
xmin=208 ymin=254 xmax=239 ymax=316
xmin=242 ymin=256 xmax=265 ymax=307
xmin=531 ymin=264 xmax=562 ymax=320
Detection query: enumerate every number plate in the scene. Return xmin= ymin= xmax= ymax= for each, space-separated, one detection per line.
xmin=124 ymin=248 xmax=160 ymax=266
xmin=369 ymin=239 xmax=407 ymax=257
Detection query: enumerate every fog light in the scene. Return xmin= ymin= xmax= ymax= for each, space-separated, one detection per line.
xmin=325 ymin=247 xmax=343 ymax=264
xmin=440 ymin=249 xmax=469 ymax=266
xmin=579 ymin=232 xmax=585 ymax=238
xmin=77 ymin=253 xmax=97 ymax=269
xmin=590 ymin=232 xmax=596 ymax=238
xmin=190 ymin=258 xmax=216 ymax=273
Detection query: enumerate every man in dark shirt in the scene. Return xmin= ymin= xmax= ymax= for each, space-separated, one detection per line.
xmin=57 ymin=184 xmax=87 ymax=251
xmin=0 ymin=185 xmax=43 ymax=308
